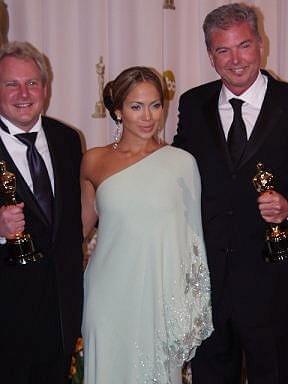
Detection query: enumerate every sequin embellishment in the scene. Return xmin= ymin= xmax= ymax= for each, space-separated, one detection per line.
xmin=134 ymin=232 xmax=213 ymax=383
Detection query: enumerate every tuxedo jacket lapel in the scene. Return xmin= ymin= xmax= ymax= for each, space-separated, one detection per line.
xmin=239 ymin=74 xmax=284 ymax=168
xmin=202 ymin=74 xmax=284 ymax=171
xmin=0 ymin=117 xmax=71 ymax=241
xmin=42 ymin=119 xmax=64 ymax=242
xmin=203 ymin=89 xmax=235 ymax=171
xmin=0 ymin=136 xmax=50 ymax=226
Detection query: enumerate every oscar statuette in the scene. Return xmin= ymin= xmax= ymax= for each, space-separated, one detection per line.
xmin=92 ymin=56 xmax=106 ymax=118
xmin=253 ymin=162 xmax=288 ymax=262
xmin=0 ymin=160 xmax=44 ymax=265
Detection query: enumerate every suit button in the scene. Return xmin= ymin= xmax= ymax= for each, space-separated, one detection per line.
xmin=227 ymin=210 xmax=234 ymax=216
xmin=231 ymin=173 xmax=237 ymax=180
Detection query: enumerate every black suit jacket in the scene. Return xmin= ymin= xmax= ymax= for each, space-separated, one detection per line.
xmin=174 ymin=71 xmax=288 ymax=328
xmin=0 ymin=116 xmax=83 ymax=358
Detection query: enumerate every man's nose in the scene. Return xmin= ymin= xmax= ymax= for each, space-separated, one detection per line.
xmin=19 ymin=84 xmax=29 ymax=97
xmin=230 ymin=49 xmax=240 ymax=64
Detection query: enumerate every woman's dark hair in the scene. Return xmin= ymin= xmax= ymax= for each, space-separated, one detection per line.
xmin=103 ymin=66 xmax=164 ymax=122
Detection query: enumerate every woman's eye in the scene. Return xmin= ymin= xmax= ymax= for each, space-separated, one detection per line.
xmin=131 ymin=104 xmax=141 ymax=111
xmin=152 ymin=102 xmax=162 ymax=109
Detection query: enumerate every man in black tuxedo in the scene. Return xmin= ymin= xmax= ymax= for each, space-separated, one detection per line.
xmin=174 ymin=3 xmax=288 ymax=383
xmin=0 ymin=41 xmax=83 ymax=383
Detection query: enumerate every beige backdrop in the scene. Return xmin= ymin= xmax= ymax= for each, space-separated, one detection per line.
xmin=4 ymin=0 xmax=288 ymax=148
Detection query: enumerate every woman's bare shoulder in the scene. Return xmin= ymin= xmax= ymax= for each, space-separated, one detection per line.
xmin=81 ymin=145 xmax=114 ymax=185
xmin=84 ymin=144 xmax=112 ymax=159
xmin=82 ymin=145 xmax=113 ymax=166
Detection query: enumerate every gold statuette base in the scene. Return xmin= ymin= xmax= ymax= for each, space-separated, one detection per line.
xmin=92 ymin=101 xmax=106 ymax=118
xmin=264 ymin=226 xmax=288 ymax=263
xmin=5 ymin=233 xmax=45 ymax=266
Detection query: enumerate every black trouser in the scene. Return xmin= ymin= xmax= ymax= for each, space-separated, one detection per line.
xmin=191 ymin=317 xmax=288 ymax=384
xmin=0 ymin=260 xmax=70 ymax=383
xmin=2 ymin=353 xmax=72 ymax=384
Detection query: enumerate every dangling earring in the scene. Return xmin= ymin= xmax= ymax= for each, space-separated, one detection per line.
xmin=157 ymin=127 xmax=161 ymax=145
xmin=113 ymin=116 xmax=122 ymax=150
xmin=156 ymin=125 xmax=163 ymax=145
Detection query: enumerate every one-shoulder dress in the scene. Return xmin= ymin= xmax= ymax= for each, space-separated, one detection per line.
xmin=82 ymin=146 xmax=213 ymax=384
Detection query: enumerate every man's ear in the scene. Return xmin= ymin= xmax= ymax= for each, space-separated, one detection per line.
xmin=43 ymin=83 xmax=48 ymax=98
xmin=208 ymin=51 xmax=215 ymax=68
xmin=258 ymin=38 xmax=264 ymax=59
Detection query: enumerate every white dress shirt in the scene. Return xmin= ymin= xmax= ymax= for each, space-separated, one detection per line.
xmin=218 ymin=72 xmax=268 ymax=140
xmin=0 ymin=115 xmax=55 ymax=194
xmin=0 ymin=117 xmax=54 ymax=244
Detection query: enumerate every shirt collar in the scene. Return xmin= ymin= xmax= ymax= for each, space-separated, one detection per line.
xmin=0 ymin=115 xmax=42 ymax=135
xmin=219 ymin=71 xmax=267 ymax=108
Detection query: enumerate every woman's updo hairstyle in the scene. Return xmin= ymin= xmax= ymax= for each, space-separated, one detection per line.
xmin=103 ymin=66 xmax=164 ymax=122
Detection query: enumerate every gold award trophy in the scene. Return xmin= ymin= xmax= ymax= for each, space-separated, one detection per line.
xmin=92 ymin=56 xmax=106 ymax=118
xmin=163 ymin=0 xmax=176 ymax=9
xmin=0 ymin=160 xmax=44 ymax=265
xmin=253 ymin=162 xmax=288 ymax=262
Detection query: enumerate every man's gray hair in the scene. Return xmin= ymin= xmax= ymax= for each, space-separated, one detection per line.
xmin=203 ymin=3 xmax=261 ymax=51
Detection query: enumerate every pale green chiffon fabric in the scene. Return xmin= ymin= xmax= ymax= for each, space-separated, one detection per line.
xmin=82 ymin=146 xmax=213 ymax=384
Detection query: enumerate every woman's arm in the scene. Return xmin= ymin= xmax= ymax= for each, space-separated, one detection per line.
xmin=80 ymin=151 xmax=98 ymax=240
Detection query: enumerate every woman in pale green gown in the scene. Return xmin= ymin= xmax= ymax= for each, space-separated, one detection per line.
xmin=81 ymin=66 xmax=213 ymax=384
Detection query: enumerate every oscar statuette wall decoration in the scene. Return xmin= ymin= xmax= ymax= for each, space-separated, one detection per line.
xmin=92 ymin=56 xmax=106 ymax=118
xmin=0 ymin=161 xmax=44 ymax=265
xmin=0 ymin=1 xmax=8 ymax=47
xmin=253 ymin=162 xmax=288 ymax=262
xmin=163 ymin=0 xmax=175 ymax=10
